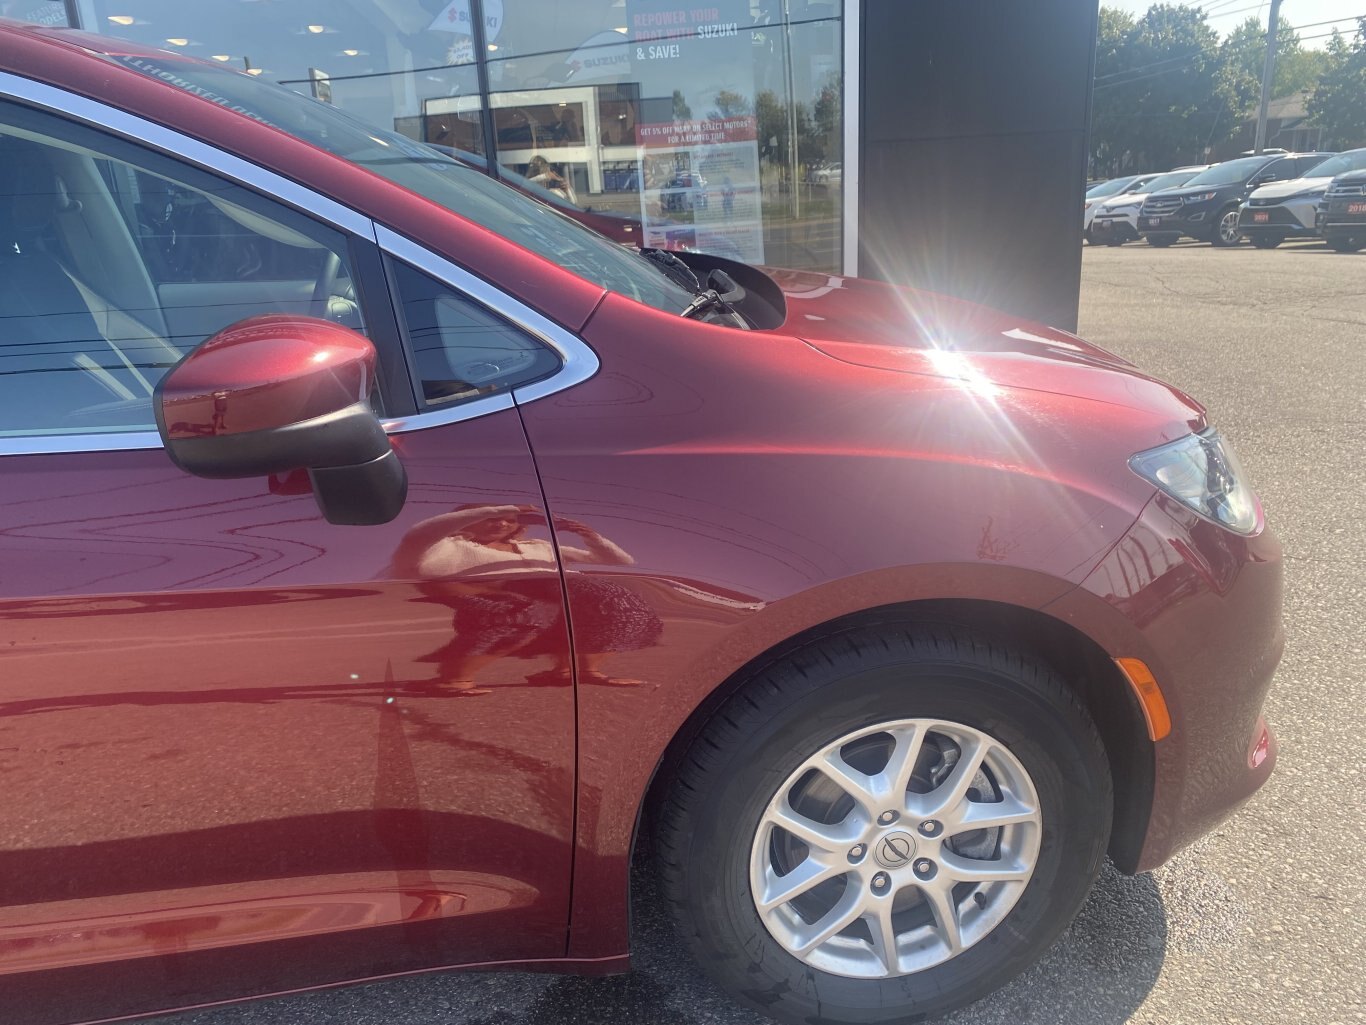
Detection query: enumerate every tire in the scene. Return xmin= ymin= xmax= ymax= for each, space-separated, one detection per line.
xmin=1105 ymin=237 xmax=1127 ymax=247
xmin=1249 ymin=234 xmax=1284 ymax=249
xmin=1328 ymin=235 xmax=1365 ymax=253
xmin=1146 ymin=233 xmax=1177 ymax=247
xmin=657 ymin=625 xmax=1113 ymax=1025
xmin=1211 ymin=206 xmax=1243 ymax=247
xmin=1084 ymin=227 xmax=1095 ymax=245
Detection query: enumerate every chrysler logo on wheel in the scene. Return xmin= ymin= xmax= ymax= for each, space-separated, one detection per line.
xmin=874 ymin=832 xmax=916 ymax=869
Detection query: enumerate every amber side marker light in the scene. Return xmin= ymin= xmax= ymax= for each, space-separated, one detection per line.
xmin=1115 ymin=657 xmax=1172 ymax=741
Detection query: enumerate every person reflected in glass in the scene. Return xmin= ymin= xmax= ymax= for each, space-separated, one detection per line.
xmin=526 ymin=155 xmax=576 ymax=205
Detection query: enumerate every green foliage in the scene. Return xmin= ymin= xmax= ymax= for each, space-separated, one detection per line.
xmin=1308 ymin=21 xmax=1366 ymax=149
xmin=1092 ymin=4 xmax=1239 ymax=175
xmin=1220 ymin=18 xmax=1326 ymax=106
xmin=709 ymin=90 xmax=752 ymax=119
xmin=1092 ymin=5 xmax=1340 ymax=176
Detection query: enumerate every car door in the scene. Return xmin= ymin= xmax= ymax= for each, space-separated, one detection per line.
xmin=0 ymin=95 xmax=575 ymax=1024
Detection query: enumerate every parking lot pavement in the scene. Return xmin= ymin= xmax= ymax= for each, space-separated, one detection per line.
xmin=153 ymin=240 xmax=1366 ymax=1025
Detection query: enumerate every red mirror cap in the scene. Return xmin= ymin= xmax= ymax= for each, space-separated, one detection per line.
xmin=158 ymin=315 xmax=377 ymax=440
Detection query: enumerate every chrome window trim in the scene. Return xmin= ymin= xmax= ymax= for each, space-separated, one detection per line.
xmin=375 ymin=226 xmax=601 ymax=419
xmin=0 ymin=70 xmax=376 ymax=241
xmin=0 ymin=431 xmax=164 ymax=457
xmin=381 ymin=393 xmax=516 ymax=433
xmin=0 ymin=397 xmax=521 ymax=457
xmin=0 ymin=77 xmax=597 ymax=455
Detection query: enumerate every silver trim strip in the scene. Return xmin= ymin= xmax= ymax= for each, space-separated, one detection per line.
xmin=0 ymin=70 xmax=376 ymax=241
xmin=841 ymin=0 xmax=860 ymax=277
xmin=381 ymin=393 xmax=516 ymax=433
xmin=0 ymin=431 xmax=164 ymax=457
xmin=375 ymin=225 xmax=600 ymax=413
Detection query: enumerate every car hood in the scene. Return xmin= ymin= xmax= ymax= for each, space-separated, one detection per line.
xmin=1097 ymin=191 xmax=1150 ymax=210
xmin=765 ymin=267 xmax=1205 ymax=430
xmin=1249 ymin=176 xmax=1332 ymax=200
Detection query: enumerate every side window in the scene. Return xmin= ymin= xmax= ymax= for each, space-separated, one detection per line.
xmin=388 ymin=260 xmax=561 ymax=408
xmin=1295 ymin=156 xmax=1324 ymax=177
xmin=1261 ymin=159 xmax=1294 ymax=183
xmin=0 ymin=99 xmax=363 ymax=440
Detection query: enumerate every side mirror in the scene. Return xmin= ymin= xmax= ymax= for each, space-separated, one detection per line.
xmin=155 ymin=314 xmax=407 ymax=525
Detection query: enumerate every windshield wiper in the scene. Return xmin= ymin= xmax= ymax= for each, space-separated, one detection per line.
xmin=641 ymin=247 xmax=702 ymax=293
xmin=680 ymin=268 xmax=749 ymax=323
xmin=680 ymin=289 xmax=727 ymax=319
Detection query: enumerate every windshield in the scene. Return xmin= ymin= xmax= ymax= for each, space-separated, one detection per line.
xmin=1087 ymin=176 xmax=1139 ymax=199
xmin=105 ymin=55 xmax=697 ymax=315
xmin=1185 ymin=157 xmax=1275 ymax=188
xmin=1304 ymin=150 xmax=1366 ymax=179
xmin=1137 ymin=169 xmax=1203 ymax=194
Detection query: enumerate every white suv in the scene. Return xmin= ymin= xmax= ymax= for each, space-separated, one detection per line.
xmin=1089 ymin=167 xmax=1208 ymax=246
xmin=1240 ymin=149 xmax=1366 ymax=248
xmin=1083 ymin=173 xmax=1158 ymax=242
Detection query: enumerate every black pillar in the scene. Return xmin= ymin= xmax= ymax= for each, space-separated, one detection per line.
xmin=857 ymin=0 xmax=1100 ymax=330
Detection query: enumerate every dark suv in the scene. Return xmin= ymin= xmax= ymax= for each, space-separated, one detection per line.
xmin=1139 ymin=152 xmax=1332 ymax=247
xmin=1317 ymin=169 xmax=1366 ymax=252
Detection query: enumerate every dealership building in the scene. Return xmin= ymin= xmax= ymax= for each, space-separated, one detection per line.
xmin=9 ymin=0 xmax=1098 ymax=328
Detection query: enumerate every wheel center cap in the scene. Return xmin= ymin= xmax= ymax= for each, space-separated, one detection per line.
xmin=873 ymin=831 xmax=917 ymax=870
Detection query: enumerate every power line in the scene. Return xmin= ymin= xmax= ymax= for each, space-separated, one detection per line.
xmin=1287 ymin=14 xmax=1366 ymax=31
xmin=1203 ymin=3 xmax=1272 ymax=21
xmin=1095 ymin=49 xmax=1209 ymax=82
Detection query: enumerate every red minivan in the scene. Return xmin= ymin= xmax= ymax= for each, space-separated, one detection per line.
xmin=0 ymin=22 xmax=1281 ymax=1025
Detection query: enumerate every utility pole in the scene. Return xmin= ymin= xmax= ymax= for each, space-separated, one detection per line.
xmin=1253 ymin=0 xmax=1283 ymax=154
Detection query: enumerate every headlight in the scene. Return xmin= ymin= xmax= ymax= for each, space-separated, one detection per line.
xmin=1110 ymin=200 xmax=1142 ymax=211
xmin=1184 ymin=192 xmax=1219 ymax=204
xmin=1129 ymin=430 xmax=1260 ymax=534
xmin=1296 ymin=188 xmax=1327 ymax=200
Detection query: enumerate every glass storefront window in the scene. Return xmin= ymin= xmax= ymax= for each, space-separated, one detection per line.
xmin=57 ymin=0 xmax=844 ymax=272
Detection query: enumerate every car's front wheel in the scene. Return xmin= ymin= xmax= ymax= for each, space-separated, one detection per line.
xmin=1211 ymin=206 xmax=1243 ymax=247
xmin=1249 ymin=233 xmax=1284 ymax=249
xmin=1328 ymin=235 xmax=1365 ymax=253
xmin=657 ymin=626 xmax=1113 ymax=1025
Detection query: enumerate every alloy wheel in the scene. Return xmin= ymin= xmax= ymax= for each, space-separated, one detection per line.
xmin=1218 ymin=209 xmax=1241 ymax=244
xmin=749 ymin=718 xmax=1042 ymax=980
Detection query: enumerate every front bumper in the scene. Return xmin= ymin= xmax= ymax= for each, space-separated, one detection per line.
xmin=1138 ymin=205 xmax=1217 ymax=239
xmin=1240 ymin=198 xmax=1318 ymax=235
xmin=1318 ymin=204 xmax=1366 ymax=238
xmin=1048 ymin=492 xmax=1283 ymax=870
xmin=1091 ymin=211 xmax=1140 ymax=241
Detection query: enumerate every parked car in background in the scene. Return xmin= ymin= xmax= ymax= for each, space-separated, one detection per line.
xmin=1084 ymin=173 xmax=1158 ymax=242
xmin=1090 ymin=166 xmax=1207 ymax=246
xmin=1240 ymin=149 xmax=1366 ymax=248
xmin=1317 ymin=168 xmax=1366 ymax=252
xmin=659 ymin=170 xmax=710 ymax=213
xmin=1139 ymin=152 xmax=1332 ymax=247
xmin=811 ymin=161 xmax=842 ymax=184
xmin=0 ymin=21 xmax=1284 ymax=1025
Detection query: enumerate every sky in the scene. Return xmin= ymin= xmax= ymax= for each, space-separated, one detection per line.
xmin=1106 ymin=0 xmax=1366 ymax=47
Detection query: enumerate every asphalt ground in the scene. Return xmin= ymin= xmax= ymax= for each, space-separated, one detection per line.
xmin=153 ymin=237 xmax=1366 ymax=1025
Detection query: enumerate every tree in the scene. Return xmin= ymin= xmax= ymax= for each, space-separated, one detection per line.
xmin=1308 ymin=21 xmax=1366 ymax=148
xmin=813 ymin=80 xmax=842 ymax=162
xmin=1090 ymin=5 xmax=1238 ymax=174
xmin=708 ymin=90 xmax=752 ymax=119
xmin=671 ymin=89 xmax=692 ymax=121
xmin=1220 ymin=17 xmax=1326 ymax=106
xmin=1090 ymin=6 xmax=1139 ymax=175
